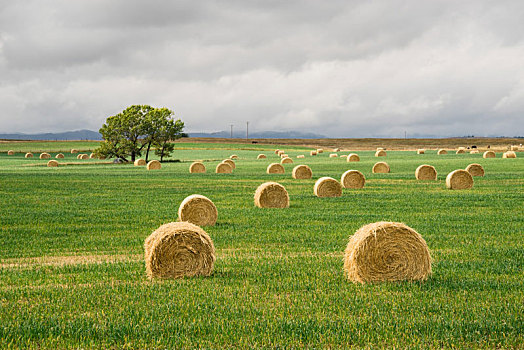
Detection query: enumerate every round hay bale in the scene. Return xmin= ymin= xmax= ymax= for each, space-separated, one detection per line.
xmin=267 ymin=163 xmax=284 ymax=174
xmin=189 ymin=162 xmax=206 ymax=173
xmin=257 ymin=154 xmax=267 ymax=159
xmin=456 ymin=149 xmax=466 ymax=154
xmin=314 ymin=177 xmax=342 ymax=197
xmin=437 ymin=149 xmax=447 ymax=155
xmin=333 ymin=148 xmax=341 ymax=152
xmin=341 ymin=170 xmax=365 ymax=189
xmin=483 ymin=151 xmax=496 ymax=158
xmin=329 ymin=154 xmax=338 ymax=158
xmin=375 ymin=150 xmax=386 ymax=157
xmin=503 ymin=151 xmax=517 ymax=158
xmin=510 ymin=145 xmax=519 ymax=151
xmin=89 ymin=153 xmax=96 ymax=159
xmin=230 ymin=155 xmax=238 ymax=160
xmin=80 ymin=154 xmax=89 ymax=160
xmin=7 ymin=150 xmax=14 ymax=155
xmin=55 ymin=153 xmax=64 ymax=159
xmin=147 ymin=160 xmax=162 ymax=170
xmin=274 ymin=149 xmax=280 ymax=154
xmin=280 ymin=154 xmax=289 ymax=159
xmin=292 ymin=165 xmax=312 ymax=179
xmin=178 ymin=194 xmax=217 ymax=226
xmin=372 ymin=162 xmax=390 ymax=173
xmin=346 ymin=153 xmax=360 ymax=162
xmin=310 ymin=151 xmax=317 ymax=156
xmin=25 ymin=152 xmax=33 ymax=158
xmin=134 ymin=159 xmax=146 ymax=166
xmin=316 ymin=149 xmax=323 ymax=154
xmin=47 ymin=160 xmax=59 ymax=167
xmin=144 ymin=222 xmax=215 ymax=279
xmin=70 ymin=149 xmax=78 ymax=154
xmin=216 ymin=162 xmax=232 ymax=173
xmin=39 ymin=152 xmax=51 ymax=159
xmin=343 ymin=222 xmax=432 ymax=283
xmin=417 ymin=149 xmax=425 ymax=154
xmin=376 ymin=147 xmax=384 ymax=151
xmin=415 ymin=165 xmax=437 ymax=180
xmin=281 ymin=157 xmax=293 ymax=164
xmin=446 ymin=169 xmax=473 ymax=190
xmin=466 ymin=163 xmax=484 ymax=177
xmin=278 ymin=150 xmax=285 ymax=156
xmin=296 ymin=155 xmax=305 ymax=159
xmin=222 ymin=159 xmax=236 ymax=170
xmin=254 ymin=182 xmax=289 ymax=208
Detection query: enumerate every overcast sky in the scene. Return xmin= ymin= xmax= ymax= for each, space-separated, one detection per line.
xmin=1 ymin=1 xmax=523 ymax=137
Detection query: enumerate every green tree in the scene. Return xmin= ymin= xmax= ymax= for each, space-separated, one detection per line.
xmin=154 ymin=116 xmax=185 ymax=162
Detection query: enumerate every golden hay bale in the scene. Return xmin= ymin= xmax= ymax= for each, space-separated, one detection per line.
xmin=55 ymin=153 xmax=64 ymax=159
xmin=189 ymin=162 xmax=206 ymax=173
xmin=316 ymin=149 xmax=323 ymax=153
xmin=292 ymin=165 xmax=312 ymax=179
xmin=437 ymin=149 xmax=447 ymax=155
xmin=89 ymin=153 xmax=96 ymax=159
xmin=70 ymin=149 xmax=78 ymax=154
xmin=446 ymin=169 xmax=473 ymax=190
xmin=376 ymin=147 xmax=384 ymax=151
xmin=372 ymin=162 xmax=390 ymax=173
xmin=25 ymin=152 xmax=33 ymax=158
xmin=281 ymin=157 xmax=293 ymax=164
xmin=76 ymin=154 xmax=82 ymax=159
xmin=280 ymin=154 xmax=289 ymax=158
xmin=216 ymin=162 xmax=232 ymax=173
xmin=178 ymin=194 xmax=218 ymax=226
xmin=341 ymin=170 xmax=365 ymax=189
xmin=375 ymin=150 xmax=386 ymax=157
xmin=347 ymin=153 xmax=360 ymax=162
xmin=456 ymin=149 xmax=466 ymax=154
xmin=230 ymin=155 xmax=238 ymax=160
xmin=144 ymin=222 xmax=215 ymax=279
xmin=503 ymin=151 xmax=517 ymax=158
xmin=417 ymin=149 xmax=425 ymax=154
xmin=147 ymin=160 xmax=162 ymax=170
xmin=254 ymin=182 xmax=289 ymax=208
xmin=329 ymin=154 xmax=338 ymax=158
xmin=274 ymin=149 xmax=280 ymax=154
xmin=257 ymin=154 xmax=267 ymax=159
xmin=39 ymin=152 xmax=51 ymax=159
xmin=333 ymin=148 xmax=341 ymax=152
xmin=296 ymin=155 xmax=305 ymax=158
xmin=267 ymin=163 xmax=285 ymax=174
xmin=343 ymin=222 xmax=432 ymax=283
xmin=470 ymin=150 xmax=479 ymax=154
xmin=47 ymin=160 xmax=59 ymax=167
xmin=80 ymin=154 xmax=89 ymax=160
xmin=510 ymin=145 xmax=519 ymax=151
xmin=314 ymin=177 xmax=342 ymax=197
xmin=278 ymin=150 xmax=285 ymax=156
xmin=310 ymin=151 xmax=317 ymax=156
xmin=7 ymin=150 xmax=14 ymax=155
xmin=415 ymin=165 xmax=437 ymax=180
xmin=483 ymin=151 xmax=495 ymax=158
xmin=466 ymin=163 xmax=484 ymax=177
xmin=134 ymin=159 xmax=146 ymax=166
xmin=222 ymin=159 xmax=236 ymax=170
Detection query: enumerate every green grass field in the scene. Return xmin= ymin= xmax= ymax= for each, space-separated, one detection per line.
xmin=1 ymin=142 xmax=523 ymax=348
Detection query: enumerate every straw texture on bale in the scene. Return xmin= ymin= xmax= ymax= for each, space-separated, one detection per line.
xmin=189 ymin=162 xmax=206 ymax=173
xmin=56 ymin=153 xmax=64 ymax=159
xmin=134 ymin=159 xmax=146 ymax=166
xmin=90 ymin=153 xmax=96 ymax=159
xmin=47 ymin=160 xmax=59 ymax=167
xmin=446 ymin=169 xmax=473 ymax=190
xmin=296 ymin=155 xmax=305 ymax=158
xmin=343 ymin=222 xmax=432 ymax=283
xmin=341 ymin=170 xmax=365 ymax=189
xmin=510 ymin=145 xmax=519 ymax=151
xmin=456 ymin=149 xmax=466 ymax=154
xmin=281 ymin=157 xmax=293 ymax=164
xmin=147 ymin=160 xmax=161 ymax=170
xmin=314 ymin=177 xmax=342 ymax=197
xmin=483 ymin=151 xmax=495 ymax=158
xmin=437 ymin=149 xmax=447 ymax=155
xmin=81 ymin=154 xmax=89 ymax=160
xmin=222 ymin=159 xmax=236 ymax=170
xmin=417 ymin=149 xmax=425 ymax=154
xmin=347 ymin=153 xmax=360 ymax=162
xmin=316 ymin=149 xmax=323 ymax=153
xmin=466 ymin=163 xmax=484 ymax=177
xmin=39 ymin=152 xmax=51 ymax=159
xmin=329 ymin=154 xmax=338 ymax=158
xmin=70 ymin=149 xmax=78 ymax=154
xmin=178 ymin=195 xmax=217 ymax=226
xmin=372 ymin=162 xmax=390 ymax=173
xmin=257 ymin=154 xmax=267 ymax=159
xmin=76 ymin=154 xmax=82 ymax=159
xmin=267 ymin=163 xmax=285 ymax=174
xmin=230 ymin=155 xmax=238 ymax=159
xmin=415 ymin=165 xmax=437 ymax=180
xmin=25 ymin=152 xmax=33 ymax=158
xmin=216 ymin=162 xmax=232 ymax=173
xmin=292 ymin=165 xmax=312 ymax=179
xmin=375 ymin=150 xmax=386 ymax=157
xmin=310 ymin=151 xmax=317 ymax=156
xmin=503 ymin=151 xmax=517 ymax=158
xmin=144 ymin=222 xmax=215 ymax=279
xmin=254 ymin=182 xmax=289 ymax=208
xmin=7 ymin=150 xmax=14 ymax=155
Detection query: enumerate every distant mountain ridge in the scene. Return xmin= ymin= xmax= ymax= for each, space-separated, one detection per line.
xmin=0 ymin=129 xmax=103 ymax=141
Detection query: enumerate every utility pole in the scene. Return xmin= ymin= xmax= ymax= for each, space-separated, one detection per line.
xmin=246 ymin=121 xmax=249 ymax=139
xmin=230 ymin=124 xmax=233 ymax=138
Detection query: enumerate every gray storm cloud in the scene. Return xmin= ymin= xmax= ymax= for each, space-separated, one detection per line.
xmin=0 ymin=0 xmax=523 ymax=137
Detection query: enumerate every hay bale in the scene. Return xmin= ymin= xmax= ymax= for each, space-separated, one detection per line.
xmin=372 ymin=162 xmax=390 ymax=173
xmin=281 ymin=157 xmax=293 ymax=164
xmin=80 ymin=154 xmax=89 ymax=160
xmin=25 ymin=152 xmax=33 ymax=158
xmin=89 ymin=153 xmax=96 ymax=159
xmin=376 ymin=147 xmax=384 ymax=151
xmin=343 ymin=222 xmax=432 ymax=283
xmin=458 ymin=146 xmax=465 ymax=150
xmin=70 ymin=149 xmax=78 ymax=154
xmin=134 ymin=159 xmax=146 ymax=166
xmin=56 ymin=153 xmax=64 ymax=159
xmin=216 ymin=162 xmax=232 ymax=173
xmin=466 ymin=163 xmax=484 ymax=177
xmin=178 ymin=194 xmax=217 ymax=226
xmin=147 ymin=160 xmax=162 ymax=170
xmin=7 ymin=150 xmax=14 ymax=155
xmin=470 ymin=150 xmax=479 ymax=154
xmin=503 ymin=151 xmax=517 ymax=158
xmin=329 ymin=154 xmax=338 ymax=158
xmin=76 ymin=154 xmax=82 ymax=159
xmin=267 ymin=163 xmax=285 ymax=174
xmin=375 ymin=150 xmax=386 ymax=157
xmin=278 ymin=150 xmax=285 ymax=156
xmin=144 ymin=222 xmax=215 ymax=279
xmin=230 ymin=155 xmax=238 ymax=160
xmin=456 ymin=149 xmax=466 ymax=154
xmin=257 ymin=154 xmax=267 ymax=159
xmin=415 ymin=165 xmax=437 ymax=180
xmin=437 ymin=149 xmax=447 ymax=155
xmin=417 ymin=149 xmax=425 ymax=154
xmin=39 ymin=152 xmax=51 ymax=159
xmin=341 ymin=170 xmax=365 ymax=189
xmin=510 ymin=145 xmax=519 ymax=151
xmin=47 ymin=160 xmax=59 ymax=167
xmin=346 ymin=153 xmax=360 ymax=162
xmin=189 ymin=162 xmax=206 ymax=173
xmin=333 ymin=148 xmax=341 ymax=152
xmin=483 ymin=151 xmax=495 ymax=158
xmin=314 ymin=177 xmax=342 ymax=197
xmin=222 ymin=159 xmax=236 ymax=170
xmin=310 ymin=151 xmax=317 ymax=156
xmin=292 ymin=165 xmax=312 ymax=179
xmin=254 ymin=182 xmax=289 ymax=208
xmin=446 ymin=169 xmax=473 ymax=190
xmin=274 ymin=149 xmax=280 ymax=154
xmin=296 ymin=155 xmax=305 ymax=158
xmin=316 ymin=149 xmax=323 ymax=154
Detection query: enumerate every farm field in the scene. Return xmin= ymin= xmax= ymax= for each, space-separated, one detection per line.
xmin=0 ymin=141 xmax=523 ymax=348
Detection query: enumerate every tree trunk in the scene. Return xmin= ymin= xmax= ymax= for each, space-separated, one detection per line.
xmin=131 ymin=151 xmax=135 ymax=162
xmin=145 ymin=141 xmax=152 ymax=162
xmin=160 ymin=143 xmax=166 ymax=162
